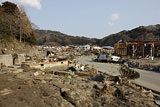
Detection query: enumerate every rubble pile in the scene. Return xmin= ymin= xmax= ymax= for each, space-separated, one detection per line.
xmin=127 ymin=59 xmax=160 ymax=72
xmin=0 ymin=45 xmax=159 ymax=107
xmin=0 ymin=63 xmax=157 ymax=107
xmin=119 ymin=65 xmax=140 ymax=80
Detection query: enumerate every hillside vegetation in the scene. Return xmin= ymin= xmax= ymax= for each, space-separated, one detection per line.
xmin=101 ymin=25 xmax=160 ymax=46
xmin=0 ymin=1 xmax=36 ymax=46
xmin=35 ymin=30 xmax=100 ymax=46
xmin=35 ymin=24 xmax=160 ymax=46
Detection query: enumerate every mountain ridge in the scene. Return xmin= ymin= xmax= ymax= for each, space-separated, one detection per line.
xmin=35 ymin=24 xmax=160 ymax=46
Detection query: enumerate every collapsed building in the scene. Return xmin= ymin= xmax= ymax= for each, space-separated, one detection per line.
xmin=114 ymin=41 xmax=160 ymax=59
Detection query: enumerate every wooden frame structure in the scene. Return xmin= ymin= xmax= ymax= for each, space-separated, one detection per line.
xmin=114 ymin=41 xmax=160 ymax=59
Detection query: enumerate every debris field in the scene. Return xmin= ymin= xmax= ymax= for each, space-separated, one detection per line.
xmin=0 ymin=64 xmax=157 ymax=107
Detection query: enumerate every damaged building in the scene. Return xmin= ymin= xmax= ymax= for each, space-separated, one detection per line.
xmin=114 ymin=41 xmax=160 ymax=59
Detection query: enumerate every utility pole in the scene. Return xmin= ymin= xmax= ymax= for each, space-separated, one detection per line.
xmin=151 ymin=43 xmax=154 ymax=60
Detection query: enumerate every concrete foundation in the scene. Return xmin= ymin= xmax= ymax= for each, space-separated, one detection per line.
xmin=30 ymin=61 xmax=68 ymax=70
xmin=15 ymin=54 xmax=25 ymax=64
xmin=0 ymin=55 xmax=13 ymax=66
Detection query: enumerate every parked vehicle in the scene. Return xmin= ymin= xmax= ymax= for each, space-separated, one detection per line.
xmin=96 ymin=54 xmax=120 ymax=62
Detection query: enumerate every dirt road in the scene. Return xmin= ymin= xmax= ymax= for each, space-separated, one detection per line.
xmin=76 ymin=56 xmax=160 ymax=92
xmin=76 ymin=56 xmax=120 ymax=76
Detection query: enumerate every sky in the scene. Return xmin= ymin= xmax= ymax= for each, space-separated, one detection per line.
xmin=1 ymin=0 xmax=160 ymax=38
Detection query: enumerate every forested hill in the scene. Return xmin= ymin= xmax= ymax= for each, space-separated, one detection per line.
xmin=35 ymin=30 xmax=101 ymax=46
xmin=0 ymin=1 xmax=36 ymax=45
xmin=100 ymin=24 xmax=160 ymax=46
xmin=35 ymin=24 xmax=160 ymax=46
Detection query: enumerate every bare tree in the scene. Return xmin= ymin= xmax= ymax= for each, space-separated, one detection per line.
xmin=18 ymin=6 xmax=33 ymax=42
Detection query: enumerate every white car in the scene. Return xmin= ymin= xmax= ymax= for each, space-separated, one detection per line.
xmin=97 ymin=54 xmax=120 ymax=62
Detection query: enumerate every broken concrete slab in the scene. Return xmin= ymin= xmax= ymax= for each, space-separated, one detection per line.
xmin=30 ymin=61 xmax=68 ymax=70
xmin=0 ymin=55 xmax=13 ymax=66
xmin=15 ymin=54 xmax=25 ymax=64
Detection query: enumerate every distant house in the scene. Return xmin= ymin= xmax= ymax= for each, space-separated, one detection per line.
xmin=81 ymin=45 xmax=91 ymax=50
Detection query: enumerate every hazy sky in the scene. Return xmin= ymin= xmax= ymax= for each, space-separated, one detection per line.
xmin=1 ymin=0 xmax=160 ymax=38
